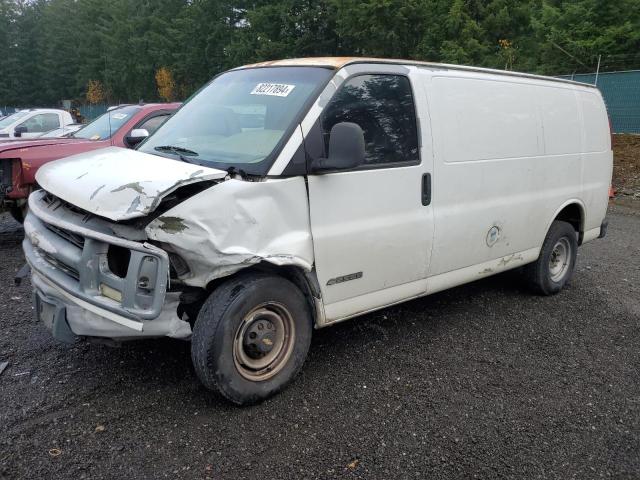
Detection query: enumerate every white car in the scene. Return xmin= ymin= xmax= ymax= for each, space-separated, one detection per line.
xmin=23 ymin=57 xmax=612 ymax=405
xmin=37 ymin=124 xmax=84 ymax=138
xmin=0 ymin=108 xmax=75 ymax=139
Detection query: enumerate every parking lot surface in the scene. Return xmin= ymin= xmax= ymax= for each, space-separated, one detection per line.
xmin=1 ymin=205 xmax=639 ymax=479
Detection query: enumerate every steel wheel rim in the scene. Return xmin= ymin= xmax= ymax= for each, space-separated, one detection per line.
xmin=233 ymin=302 xmax=295 ymax=381
xmin=549 ymin=237 xmax=571 ymax=282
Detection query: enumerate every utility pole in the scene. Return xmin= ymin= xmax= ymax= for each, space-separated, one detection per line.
xmin=594 ymin=54 xmax=602 ymax=86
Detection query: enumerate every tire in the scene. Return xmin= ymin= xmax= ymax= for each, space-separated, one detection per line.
xmin=525 ymin=220 xmax=578 ymax=295
xmin=10 ymin=204 xmax=27 ymax=223
xmin=191 ymin=272 xmax=313 ymax=405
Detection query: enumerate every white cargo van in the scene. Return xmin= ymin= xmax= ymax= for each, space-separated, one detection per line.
xmin=23 ymin=58 xmax=612 ymax=404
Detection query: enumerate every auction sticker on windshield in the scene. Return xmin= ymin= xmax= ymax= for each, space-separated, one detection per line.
xmin=251 ymin=83 xmax=295 ymax=97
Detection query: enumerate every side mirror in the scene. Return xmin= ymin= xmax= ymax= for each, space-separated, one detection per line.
xmin=125 ymin=128 xmax=149 ymax=147
xmin=311 ymin=122 xmax=365 ymax=173
xmin=14 ymin=125 xmax=28 ymax=138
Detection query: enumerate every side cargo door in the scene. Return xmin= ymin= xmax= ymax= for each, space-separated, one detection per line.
xmin=306 ymin=68 xmax=434 ymax=322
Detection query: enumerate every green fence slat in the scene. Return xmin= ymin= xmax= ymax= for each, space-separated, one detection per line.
xmin=559 ymin=70 xmax=640 ymax=134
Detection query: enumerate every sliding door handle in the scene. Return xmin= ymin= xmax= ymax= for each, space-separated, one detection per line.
xmin=421 ymin=173 xmax=431 ymax=206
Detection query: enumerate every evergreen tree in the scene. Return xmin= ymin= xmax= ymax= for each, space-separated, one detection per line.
xmin=1 ymin=0 xmax=640 ymax=106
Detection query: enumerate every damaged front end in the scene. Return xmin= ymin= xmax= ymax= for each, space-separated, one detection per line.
xmin=21 ymin=147 xmax=229 ymax=342
xmin=24 ymin=190 xmax=191 ymax=342
xmin=24 ymin=148 xmax=317 ymax=343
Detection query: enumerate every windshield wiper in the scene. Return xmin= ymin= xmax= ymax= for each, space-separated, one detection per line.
xmin=154 ymin=145 xmax=199 ymax=156
xmin=154 ymin=145 xmax=200 ymax=164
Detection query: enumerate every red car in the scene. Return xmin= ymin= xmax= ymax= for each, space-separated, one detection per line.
xmin=0 ymin=103 xmax=180 ymax=221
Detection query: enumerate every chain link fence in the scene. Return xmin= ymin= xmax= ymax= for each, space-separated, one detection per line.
xmin=559 ymin=70 xmax=640 ymax=134
xmin=77 ymin=104 xmax=107 ymax=121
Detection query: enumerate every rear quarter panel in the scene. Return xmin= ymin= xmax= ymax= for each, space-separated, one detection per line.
xmin=578 ymin=89 xmax=612 ymax=232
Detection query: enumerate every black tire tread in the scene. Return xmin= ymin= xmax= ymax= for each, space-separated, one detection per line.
xmin=191 ymin=272 xmax=311 ymax=405
xmin=191 ymin=273 xmax=256 ymax=393
xmin=524 ymin=220 xmax=577 ymax=295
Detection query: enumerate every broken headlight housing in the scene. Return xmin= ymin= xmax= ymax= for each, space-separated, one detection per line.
xmin=168 ymin=252 xmax=190 ymax=278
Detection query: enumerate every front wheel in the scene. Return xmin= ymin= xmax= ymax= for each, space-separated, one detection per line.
xmin=9 ymin=203 xmax=28 ymax=223
xmin=524 ymin=220 xmax=578 ymax=295
xmin=191 ymin=272 xmax=312 ymax=405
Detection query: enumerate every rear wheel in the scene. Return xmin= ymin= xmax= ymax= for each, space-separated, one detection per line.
xmin=525 ymin=220 xmax=578 ymax=295
xmin=191 ymin=272 xmax=312 ymax=405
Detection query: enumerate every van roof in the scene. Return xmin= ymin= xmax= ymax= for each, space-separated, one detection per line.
xmin=240 ymin=57 xmax=597 ymax=89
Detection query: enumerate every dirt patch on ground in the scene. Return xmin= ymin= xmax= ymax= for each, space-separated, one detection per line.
xmin=613 ymin=134 xmax=640 ymax=199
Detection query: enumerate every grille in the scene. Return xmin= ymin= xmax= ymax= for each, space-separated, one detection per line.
xmin=42 ymin=191 xmax=94 ymax=219
xmin=40 ymin=251 xmax=80 ymax=281
xmin=45 ymin=223 xmax=85 ymax=249
xmin=26 ymin=188 xmax=170 ymax=320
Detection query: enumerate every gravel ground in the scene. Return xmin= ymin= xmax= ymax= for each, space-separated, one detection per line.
xmin=1 ymin=205 xmax=639 ymax=480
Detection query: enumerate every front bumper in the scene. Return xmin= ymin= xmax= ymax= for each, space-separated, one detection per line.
xmin=32 ymin=271 xmax=190 ymax=342
xmin=24 ymin=190 xmax=191 ymax=341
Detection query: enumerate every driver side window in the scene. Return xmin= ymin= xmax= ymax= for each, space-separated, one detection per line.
xmin=321 ymin=74 xmax=419 ymax=166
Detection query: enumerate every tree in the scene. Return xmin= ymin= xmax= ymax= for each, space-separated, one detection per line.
xmin=86 ymin=79 xmax=105 ymax=104
xmin=155 ymin=67 xmax=176 ymax=101
xmin=531 ymin=0 xmax=640 ymax=74
xmin=330 ymin=0 xmax=427 ymax=58
xmin=0 ymin=0 xmax=17 ymax=103
xmin=225 ymin=0 xmax=339 ymax=66
xmin=39 ymin=0 xmax=83 ymax=102
xmin=2 ymin=0 xmax=640 ymax=107
xmin=1 ymin=0 xmax=46 ymax=106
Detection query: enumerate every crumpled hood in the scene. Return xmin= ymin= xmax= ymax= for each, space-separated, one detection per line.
xmin=36 ymin=146 xmax=227 ymax=221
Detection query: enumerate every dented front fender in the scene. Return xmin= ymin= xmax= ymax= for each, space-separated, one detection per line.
xmin=145 ymin=177 xmax=314 ymax=286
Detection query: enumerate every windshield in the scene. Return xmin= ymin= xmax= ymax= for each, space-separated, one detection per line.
xmin=0 ymin=111 xmax=29 ymax=128
xmin=73 ymin=105 xmax=141 ymax=140
xmin=139 ymin=67 xmax=333 ymax=174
